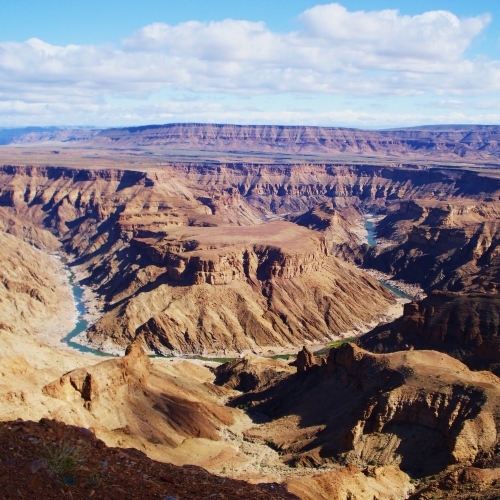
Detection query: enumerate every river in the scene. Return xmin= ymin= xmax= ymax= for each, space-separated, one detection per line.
xmin=363 ymin=216 xmax=413 ymax=300
xmin=60 ymin=269 xmax=112 ymax=357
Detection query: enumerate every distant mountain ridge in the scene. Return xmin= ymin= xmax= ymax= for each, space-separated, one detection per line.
xmin=0 ymin=126 xmax=99 ymax=145
xmin=2 ymin=122 xmax=500 ymax=161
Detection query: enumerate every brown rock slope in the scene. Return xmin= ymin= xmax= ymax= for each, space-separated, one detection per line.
xmin=289 ymin=200 xmax=365 ymax=257
xmin=0 ymin=231 xmax=69 ymax=336
xmin=287 ymin=465 xmax=412 ymax=500
xmin=359 ymin=291 xmax=500 ymax=375
xmin=224 ymin=344 xmax=500 ymax=478
xmin=0 ymin=419 xmax=293 ymax=500
xmin=41 ymin=341 xmax=243 ymax=466
xmin=363 ymin=199 xmax=500 ymax=292
xmin=87 ymin=220 xmax=394 ymax=355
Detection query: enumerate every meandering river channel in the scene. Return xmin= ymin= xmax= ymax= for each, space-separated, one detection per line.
xmin=61 ymin=216 xmax=412 ymax=357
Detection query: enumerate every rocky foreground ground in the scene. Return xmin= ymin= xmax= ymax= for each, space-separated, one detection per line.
xmin=0 ymin=419 xmax=295 ymax=499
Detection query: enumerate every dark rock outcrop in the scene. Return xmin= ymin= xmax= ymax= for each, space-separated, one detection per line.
xmin=296 ymin=346 xmax=316 ymax=373
xmin=232 ymin=344 xmax=500 ymax=476
xmin=359 ymin=291 xmax=500 ymax=374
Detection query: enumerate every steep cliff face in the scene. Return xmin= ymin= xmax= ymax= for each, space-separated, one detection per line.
xmin=2 ymin=163 xmax=500 ymax=354
xmin=227 ymin=345 xmax=500 ymax=477
xmin=359 ymin=291 xmax=500 ymax=374
xmin=364 ymin=200 xmax=500 ymax=292
xmin=89 ymin=123 xmax=500 ymax=162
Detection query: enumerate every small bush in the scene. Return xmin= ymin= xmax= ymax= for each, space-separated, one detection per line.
xmin=41 ymin=438 xmax=88 ymax=477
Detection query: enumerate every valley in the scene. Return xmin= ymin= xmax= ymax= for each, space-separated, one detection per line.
xmin=3 ymin=123 xmax=500 ymax=498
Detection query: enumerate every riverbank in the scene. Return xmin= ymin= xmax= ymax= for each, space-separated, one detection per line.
xmin=30 ymin=254 xmax=86 ymax=353
xmin=362 ymin=214 xmax=425 ymax=301
xmin=364 ymin=269 xmax=426 ymax=301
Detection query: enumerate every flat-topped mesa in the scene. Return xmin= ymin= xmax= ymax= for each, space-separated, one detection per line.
xmin=89 ymin=123 xmax=500 ymax=161
xmin=131 ymin=221 xmax=329 ymax=286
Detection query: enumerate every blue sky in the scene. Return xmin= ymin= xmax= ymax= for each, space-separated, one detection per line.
xmin=1 ymin=1 xmax=500 ymax=128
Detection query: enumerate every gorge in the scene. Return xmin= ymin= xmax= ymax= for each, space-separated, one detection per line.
xmin=3 ymin=123 xmax=500 ymax=498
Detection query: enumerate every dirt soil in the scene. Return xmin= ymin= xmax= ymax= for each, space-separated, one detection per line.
xmin=0 ymin=419 xmax=297 ymax=500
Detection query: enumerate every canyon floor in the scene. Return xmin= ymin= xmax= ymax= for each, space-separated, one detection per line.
xmin=3 ymin=123 xmax=500 ymax=498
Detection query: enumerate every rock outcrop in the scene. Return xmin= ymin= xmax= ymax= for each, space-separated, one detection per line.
xmin=43 ymin=341 xmax=234 ymax=445
xmin=296 ymin=346 xmax=316 ymax=373
xmin=359 ymin=291 xmax=500 ymax=374
xmin=229 ymin=344 xmax=500 ymax=477
xmin=214 ymin=355 xmax=295 ymax=392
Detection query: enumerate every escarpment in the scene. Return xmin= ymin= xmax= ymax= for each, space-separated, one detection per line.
xmin=227 ymin=344 xmax=500 ymax=477
xmin=359 ymin=291 xmax=500 ymax=374
xmin=0 ymin=231 xmax=73 ymax=336
xmin=88 ymin=123 xmax=500 ymax=162
xmin=86 ymin=222 xmax=394 ymax=354
xmin=363 ymin=199 xmax=500 ymax=292
xmin=3 ymin=161 xmax=500 ymax=354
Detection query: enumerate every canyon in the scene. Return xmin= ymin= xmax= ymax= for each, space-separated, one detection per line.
xmin=3 ymin=123 xmax=500 ymax=498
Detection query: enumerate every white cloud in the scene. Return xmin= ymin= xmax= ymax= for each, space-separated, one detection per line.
xmin=0 ymin=3 xmax=497 ymax=126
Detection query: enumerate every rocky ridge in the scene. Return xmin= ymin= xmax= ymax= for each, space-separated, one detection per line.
xmin=359 ymin=291 xmax=500 ymax=374
xmin=86 ymin=123 xmax=500 ymax=162
xmin=221 ymin=344 xmax=500 ymax=479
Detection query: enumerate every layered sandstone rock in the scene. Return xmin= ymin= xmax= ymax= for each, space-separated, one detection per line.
xmin=360 ymin=291 xmax=500 ymax=374
xmin=0 ymin=231 xmax=69 ymax=336
xmin=231 ymin=344 xmax=500 ymax=477
xmin=287 ymin=464 xmax=412 ymax=500
xmin=88 ymin=123 xmax=500 ymax=162
xmin=84 ymin=221 xmax=395 ymax=355
xmin=364 ymin=199 xmax=500 ymax=292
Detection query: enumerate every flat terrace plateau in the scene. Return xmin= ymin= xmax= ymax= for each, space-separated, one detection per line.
xmin=142 ymin=221 xmax=321 ymax=254
xmin=2 ymin=143 xmax=500 ymax=173
xmin=3 ymin=122 xmax=500 ymax=174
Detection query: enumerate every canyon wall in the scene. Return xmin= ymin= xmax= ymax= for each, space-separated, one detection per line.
xmin=90 ymin=123 xmax=500 ymax=161
xmin=2 ymin=161 xmax=500 ymax=354
xmin=0 ymin=164 xmax=402 ymax=355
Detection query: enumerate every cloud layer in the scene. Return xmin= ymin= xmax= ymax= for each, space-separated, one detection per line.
xmin=0 ymin=3 xmax=498 ymax=127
